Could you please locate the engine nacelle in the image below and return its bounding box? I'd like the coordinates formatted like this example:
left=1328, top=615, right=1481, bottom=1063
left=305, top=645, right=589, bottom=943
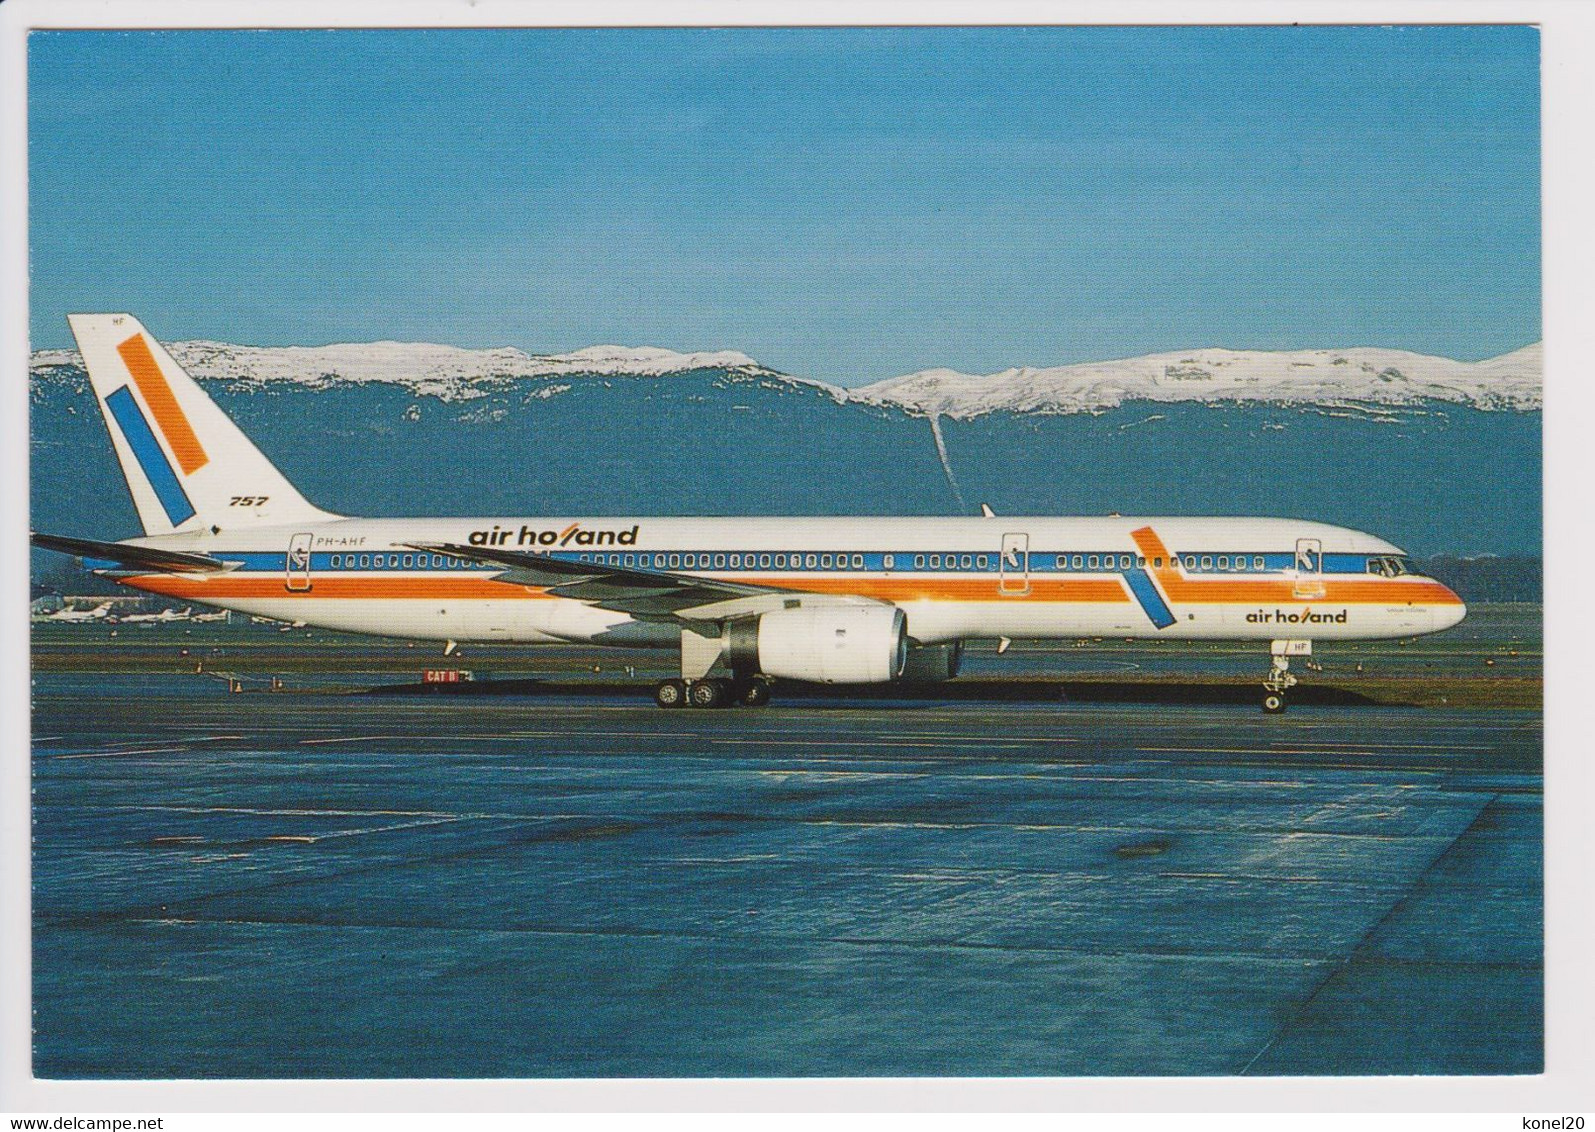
left=901, top=641, right=963, bottom=682
left=738, top=605, right=908, bottom=684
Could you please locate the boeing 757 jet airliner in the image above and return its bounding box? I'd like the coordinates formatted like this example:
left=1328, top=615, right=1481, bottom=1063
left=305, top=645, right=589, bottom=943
left=33, top=314, right=1466, bottom=711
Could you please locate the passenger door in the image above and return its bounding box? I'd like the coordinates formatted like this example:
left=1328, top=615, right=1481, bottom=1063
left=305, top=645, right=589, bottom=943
left=286, top=532, right=314, bottom=592
left=999, top=532, right=1030, bottom=596
left=1293, top=537, right=1325, bottom=599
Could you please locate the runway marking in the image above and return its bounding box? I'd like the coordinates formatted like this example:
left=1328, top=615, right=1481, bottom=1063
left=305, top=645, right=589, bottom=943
left=299, top=735, right=413, bottom=745
left=52, top=747, right=187, bottom=759
left=92, top=911, right=1434, bottom=968
left=1134, top=745, right=1487, bottom=756
left=707, top=738, right=1076, bottom=749
left=105, top=803, right=477, bottom=819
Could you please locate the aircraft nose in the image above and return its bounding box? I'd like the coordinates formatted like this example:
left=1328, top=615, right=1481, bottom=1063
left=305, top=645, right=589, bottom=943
left=1432, top=588, right=1467, bottom=632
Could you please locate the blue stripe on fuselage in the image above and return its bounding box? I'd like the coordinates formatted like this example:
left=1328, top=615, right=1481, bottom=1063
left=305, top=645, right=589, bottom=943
left=1123, top=565, right=1177, bottom=629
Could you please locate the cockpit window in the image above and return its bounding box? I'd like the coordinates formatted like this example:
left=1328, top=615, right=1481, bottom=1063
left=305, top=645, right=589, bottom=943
left=1368, top=555, right=1417, bottom=578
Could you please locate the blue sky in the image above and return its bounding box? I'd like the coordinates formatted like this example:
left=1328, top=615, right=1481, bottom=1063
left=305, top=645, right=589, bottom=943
left=29, top=26, right=1539, bottom=385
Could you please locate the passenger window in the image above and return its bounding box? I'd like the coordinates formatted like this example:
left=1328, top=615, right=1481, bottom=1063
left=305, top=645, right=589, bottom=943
left=821, top=554, right=833, bottom=568
left=1253, top=556, right=1265, bottom=570
left=960, top=554, right=972, bottom=569
left=805, top=554, right=818, bottom=569
left=1056, top=556, right=1067, bottom=569
left=331, top=555, right=341, bottom=568
left=624, top=555, right=635, bottom=567
left=883, top=554, right=895, bottom=570
left=1119, top=555, right=1131, bottom=570
left=930, top=555, right=940, bottom=568
left=1072, top=555, right=1083, bottom=569
left=1088, top=555, right=1099, bottom=569
left=610, top=554, right=621, bottom=566
left=760, top=554, right=772, bottom=569
left=1183, top=556, right=1196, bottom=569
left=852, top=554, right=864, bottom=568
left=668, top=554, right=680, bottom=568
left=1201, top=555, right=1213, bottom=569
left=1153, top=557, right=1163, bottom=568
left=1217, top=556, right=1228, bottom=569
left=402, top=554, right=414, bottom=568
left=977, top=554, right=989, bottom=569
left=711, top=554, right=724, bottom=568
left=915, top=555, right=926, bottom=569
left=359, top=554, right=370, bottom=568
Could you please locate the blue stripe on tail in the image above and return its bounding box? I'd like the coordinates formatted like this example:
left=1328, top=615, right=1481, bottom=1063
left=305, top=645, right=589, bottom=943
left=105, top=385, right=196, bottom=526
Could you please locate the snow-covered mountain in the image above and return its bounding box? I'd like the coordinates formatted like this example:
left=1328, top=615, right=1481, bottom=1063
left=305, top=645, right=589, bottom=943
left=30, top=338, right=1542, bottom=416
left=29, top=337, right=1543, bottom=556
left=30, top=340, right=777, bottom=402
left=853, top=344, right=1542, bottom=419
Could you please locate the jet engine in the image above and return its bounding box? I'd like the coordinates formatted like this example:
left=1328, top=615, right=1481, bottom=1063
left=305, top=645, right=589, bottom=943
left=727, top=606, right=908, bottom=684
left=901, top=641, right=963, bottom=682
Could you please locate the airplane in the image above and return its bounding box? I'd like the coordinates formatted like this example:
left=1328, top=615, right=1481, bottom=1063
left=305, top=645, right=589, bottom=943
left=32, top=314, right=1467, bottom=712
left=190, top=608, right=230, bottom=623
left=120, top=606, right=193, bottom=625
left=43, top=601, right=116, bottom=624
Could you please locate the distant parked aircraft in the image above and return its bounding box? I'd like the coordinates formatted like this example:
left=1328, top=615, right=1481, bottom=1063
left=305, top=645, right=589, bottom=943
left=45, top=601, right=115, bottom=624
left=121, top=606, right=193, bottom=624
left=34, top=314, right=1466, bottom=712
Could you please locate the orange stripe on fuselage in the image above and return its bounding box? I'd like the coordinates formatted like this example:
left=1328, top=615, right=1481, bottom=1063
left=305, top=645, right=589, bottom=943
left=128, top=575, right=532, bottom=601
left=123, top=574, right=1135, bottom=603
left=119, top=570, right=1458, bottom=606
left=116, top=334, right=209, bottom=475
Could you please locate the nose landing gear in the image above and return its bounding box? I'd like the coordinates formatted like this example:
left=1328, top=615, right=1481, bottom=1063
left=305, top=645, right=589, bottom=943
left=1262, top=639, right=1308, bottom=713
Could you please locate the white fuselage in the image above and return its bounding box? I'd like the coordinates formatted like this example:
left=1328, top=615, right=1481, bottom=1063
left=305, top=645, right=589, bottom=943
left=111, top=514, right=1466, bottom=647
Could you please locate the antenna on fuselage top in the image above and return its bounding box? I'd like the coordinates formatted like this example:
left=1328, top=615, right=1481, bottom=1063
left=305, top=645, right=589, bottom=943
left=980, top=503, right=996, bottom=518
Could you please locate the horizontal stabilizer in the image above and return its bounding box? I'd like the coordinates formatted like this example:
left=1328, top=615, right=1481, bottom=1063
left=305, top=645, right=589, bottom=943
left=31, top=531, right=231, bottom=574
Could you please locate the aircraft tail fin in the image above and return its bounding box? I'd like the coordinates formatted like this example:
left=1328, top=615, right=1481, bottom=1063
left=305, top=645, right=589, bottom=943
left=67, top=314, right=339, bottom=536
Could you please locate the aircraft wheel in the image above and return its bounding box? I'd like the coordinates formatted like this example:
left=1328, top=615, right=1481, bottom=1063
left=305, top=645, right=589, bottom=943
left=689, top=679, right=726, bottom=709
left=655, top=679, right=687, bottom=708
left=739, top=680, right=772, bottom=707
left=1261, top=692, right=1287, bottom=714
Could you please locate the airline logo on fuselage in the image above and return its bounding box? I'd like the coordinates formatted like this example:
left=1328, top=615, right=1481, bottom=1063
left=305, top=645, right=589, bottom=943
left=1246, top=607, right=1349, bottom=625
left=468, top=522, right=640, bottom=548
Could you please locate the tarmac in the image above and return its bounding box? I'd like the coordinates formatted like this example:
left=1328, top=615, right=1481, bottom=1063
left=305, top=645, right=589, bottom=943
left=30, top=616, right=1542, bottom=1077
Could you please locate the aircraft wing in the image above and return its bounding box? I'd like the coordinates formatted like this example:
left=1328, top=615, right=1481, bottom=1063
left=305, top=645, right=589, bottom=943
left=31, top=532, right=233, bottom=575
left=407, top=541, right=882, bottom=624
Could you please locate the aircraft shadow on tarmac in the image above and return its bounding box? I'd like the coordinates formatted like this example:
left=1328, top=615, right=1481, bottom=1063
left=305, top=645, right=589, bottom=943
left=357, top=677, right=1388, bottom=707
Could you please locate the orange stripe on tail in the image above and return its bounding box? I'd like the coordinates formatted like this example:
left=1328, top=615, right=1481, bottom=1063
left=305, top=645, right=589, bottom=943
left=117, top=334, right=209, bottom=475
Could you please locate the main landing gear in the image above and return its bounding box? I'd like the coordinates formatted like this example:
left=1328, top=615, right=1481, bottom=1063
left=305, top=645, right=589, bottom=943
left=1261, top=639, right=1306, bottom=713
left=655, top=676, right=774, bottom=709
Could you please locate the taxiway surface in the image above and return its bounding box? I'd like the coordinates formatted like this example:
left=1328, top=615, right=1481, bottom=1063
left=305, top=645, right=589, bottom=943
left=32, top=664, right=1541, bottom=1076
